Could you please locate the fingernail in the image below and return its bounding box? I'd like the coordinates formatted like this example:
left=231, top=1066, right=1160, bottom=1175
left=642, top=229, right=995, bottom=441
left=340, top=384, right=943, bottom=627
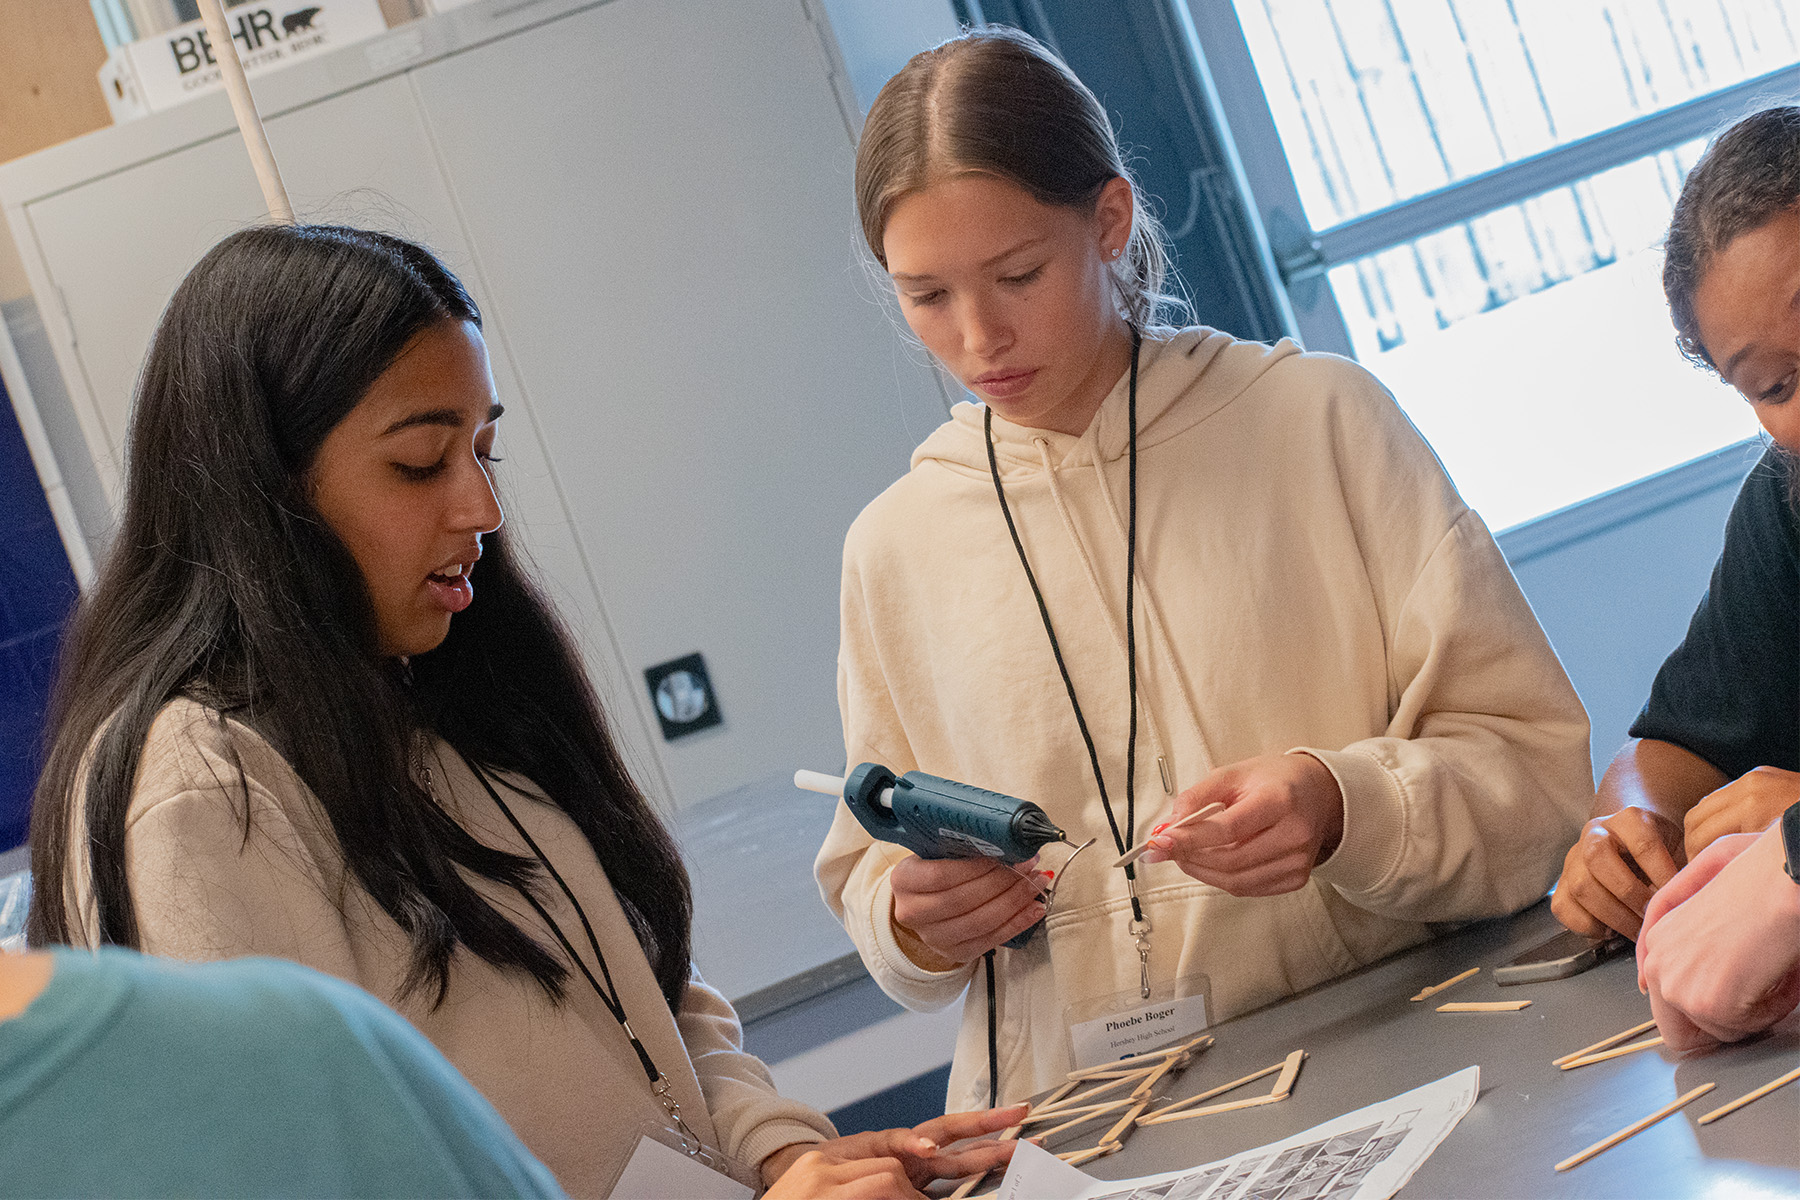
left=1151, top=836, right=1173, bottom=850
left=1041, top=869, right=1055, bottom=880
left=917, top=1138, right=937, bottom=1153
left=1152, top=822, right=1169, bottom=834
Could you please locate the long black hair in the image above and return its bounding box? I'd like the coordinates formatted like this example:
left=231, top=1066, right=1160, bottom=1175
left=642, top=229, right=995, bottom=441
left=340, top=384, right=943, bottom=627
left=28, top=225, right=693, bottom=1009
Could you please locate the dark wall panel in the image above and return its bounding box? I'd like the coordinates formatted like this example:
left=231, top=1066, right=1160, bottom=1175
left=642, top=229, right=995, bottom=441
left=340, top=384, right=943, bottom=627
left=0, top=379, right=76, bottom=851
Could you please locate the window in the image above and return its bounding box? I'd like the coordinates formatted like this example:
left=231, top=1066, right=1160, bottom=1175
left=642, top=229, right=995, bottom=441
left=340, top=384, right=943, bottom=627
left=1184, top=1, right=1797, bottom=529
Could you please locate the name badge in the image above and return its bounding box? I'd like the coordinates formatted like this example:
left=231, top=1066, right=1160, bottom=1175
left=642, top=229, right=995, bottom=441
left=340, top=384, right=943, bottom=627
left=1067, top=991, right=1209, bottom=1070
left=607, top=1134, right=753, bottom=1200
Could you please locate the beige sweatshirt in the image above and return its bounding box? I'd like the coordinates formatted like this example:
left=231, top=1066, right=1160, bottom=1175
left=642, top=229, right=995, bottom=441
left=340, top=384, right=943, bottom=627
left=816, top=327, right=1592, bottom=1111
left=60, top=699, right=832, bottom=1197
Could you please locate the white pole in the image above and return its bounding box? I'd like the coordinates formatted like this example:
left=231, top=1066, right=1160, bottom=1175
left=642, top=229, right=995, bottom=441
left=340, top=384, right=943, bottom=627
left=195, top=0, right=295, bottom=224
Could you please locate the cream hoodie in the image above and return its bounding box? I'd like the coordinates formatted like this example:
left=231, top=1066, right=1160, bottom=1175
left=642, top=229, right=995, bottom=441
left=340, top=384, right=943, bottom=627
left=60, top=699, right=833, bottom=1197
left=815, top=327, right=1591, bottom=1111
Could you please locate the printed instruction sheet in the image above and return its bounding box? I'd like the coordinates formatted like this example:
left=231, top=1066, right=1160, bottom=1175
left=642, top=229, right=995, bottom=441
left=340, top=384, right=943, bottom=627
left=993, top=1065, right=1480, bottom=1200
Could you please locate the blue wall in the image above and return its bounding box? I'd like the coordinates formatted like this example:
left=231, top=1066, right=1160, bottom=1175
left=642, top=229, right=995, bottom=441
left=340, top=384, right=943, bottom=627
left=0, top=378, right=76, bottom=851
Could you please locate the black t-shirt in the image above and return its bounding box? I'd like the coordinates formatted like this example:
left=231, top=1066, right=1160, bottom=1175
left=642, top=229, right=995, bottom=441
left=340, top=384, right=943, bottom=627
left=1630, top=446, right=1800, bottom=779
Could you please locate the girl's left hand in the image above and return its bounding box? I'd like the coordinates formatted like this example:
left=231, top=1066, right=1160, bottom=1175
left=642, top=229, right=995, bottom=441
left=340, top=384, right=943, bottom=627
left=1138, top=753, right=1344, bottom=895
left=759, top=1104, right=1027, bottom=1193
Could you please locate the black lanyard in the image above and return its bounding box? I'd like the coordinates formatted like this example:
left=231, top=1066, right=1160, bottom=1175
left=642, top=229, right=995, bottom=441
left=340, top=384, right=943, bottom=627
left=976, top=329, right=1144, bottom=1109
left=984, top=328, right=1146, bottom=921
left=457, top=752, right=703, bottom=1154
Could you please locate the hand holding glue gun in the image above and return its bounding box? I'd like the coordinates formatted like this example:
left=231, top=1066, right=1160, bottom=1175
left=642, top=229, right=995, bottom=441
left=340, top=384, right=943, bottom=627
left=796, top=765, right=1095, bottom=967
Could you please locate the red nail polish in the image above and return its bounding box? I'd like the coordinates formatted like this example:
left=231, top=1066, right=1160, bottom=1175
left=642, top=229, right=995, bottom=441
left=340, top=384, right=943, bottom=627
left=1042, top=869, right=1055, bottom=879
left=1152, top=822, right=1169, bottom=834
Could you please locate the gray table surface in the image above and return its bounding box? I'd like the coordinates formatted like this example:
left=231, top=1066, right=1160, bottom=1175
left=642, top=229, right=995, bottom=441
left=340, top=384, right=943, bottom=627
left=1063, top=901, right=1798, bottom=1198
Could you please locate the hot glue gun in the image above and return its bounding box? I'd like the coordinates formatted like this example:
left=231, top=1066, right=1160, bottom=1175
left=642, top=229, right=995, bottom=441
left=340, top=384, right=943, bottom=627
left=795, top=763, right=1087, bottom=948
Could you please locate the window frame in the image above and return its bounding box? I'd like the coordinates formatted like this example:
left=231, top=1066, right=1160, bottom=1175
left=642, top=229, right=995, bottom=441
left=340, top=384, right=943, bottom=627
left=1179, top=4, right=1800, bottom=360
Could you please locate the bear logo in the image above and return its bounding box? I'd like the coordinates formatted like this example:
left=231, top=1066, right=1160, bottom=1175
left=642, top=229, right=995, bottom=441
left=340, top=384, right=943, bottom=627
left=281, top=6, right=322, bottom=35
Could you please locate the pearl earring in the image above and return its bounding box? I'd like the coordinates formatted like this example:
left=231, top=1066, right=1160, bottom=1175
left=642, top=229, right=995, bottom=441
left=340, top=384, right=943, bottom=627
left=1110, top=247, right=1122, bottom=258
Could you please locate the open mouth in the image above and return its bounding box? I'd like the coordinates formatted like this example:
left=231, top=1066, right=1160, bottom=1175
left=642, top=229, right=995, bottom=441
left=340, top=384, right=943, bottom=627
left=424, top=560, right=477, bottom=613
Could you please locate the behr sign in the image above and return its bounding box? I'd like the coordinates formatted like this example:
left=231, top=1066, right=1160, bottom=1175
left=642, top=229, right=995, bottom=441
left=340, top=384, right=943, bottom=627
left=99, top=0, right=387, bottom=120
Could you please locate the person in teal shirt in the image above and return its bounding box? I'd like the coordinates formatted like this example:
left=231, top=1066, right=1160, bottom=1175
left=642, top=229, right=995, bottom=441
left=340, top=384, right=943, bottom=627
left=0, top=946, right=563, bottom=1198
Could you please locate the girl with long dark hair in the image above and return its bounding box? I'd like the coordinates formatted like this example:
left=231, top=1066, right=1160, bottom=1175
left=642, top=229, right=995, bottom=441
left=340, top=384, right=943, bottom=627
left=816, top=27, right=1594, bottom=1110
left=28, top=224, right=1017, bottom=1198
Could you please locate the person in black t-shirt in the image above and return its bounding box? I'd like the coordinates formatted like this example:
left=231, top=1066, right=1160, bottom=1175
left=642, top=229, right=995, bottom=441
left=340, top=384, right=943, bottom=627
left=1554, top=107, right=1800, bottom=944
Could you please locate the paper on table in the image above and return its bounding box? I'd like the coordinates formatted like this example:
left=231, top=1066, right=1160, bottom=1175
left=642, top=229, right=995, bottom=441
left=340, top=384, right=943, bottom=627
left=993, top=1065, right=1480, bottom=1200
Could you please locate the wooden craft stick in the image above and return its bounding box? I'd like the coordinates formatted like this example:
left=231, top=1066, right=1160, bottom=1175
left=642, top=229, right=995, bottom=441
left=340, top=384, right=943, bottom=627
left=1035, top=1098, right=1137, bottom=1141
left=1270, top=1049, right=1306, bottom=1098
left=1436, top=1000, right=1532, bottom=1012
left=1102, top=1100, right=1149, bottom=1145
left=1138, top=1093, right=1284, bottom=1125
left=1028, top=1072, right=1145, bottom=1117
left=1697, top=1066, right=1800, bottom=1125
left=1140, top=1060, right=1284, bottom=1120
left=1112, top=803, right=1225, bottom=868
left=1065, top=1059, right=1163, bottom=1083
left=1558, top=1036, right=1665, bottom=1070
left=947, top=1171, right=989, bottom=1200
left=1554, top=1083, right=1714, bottom=1172
left=1554, top=1019, right=1658, bottom=1066
left=1130, top=1056, right=1182, bottom=1101
left=1020, top=1100, right=1134, bottom=1126
left=1058, top=1142, right=1121, bottom=1167
left=1410, top=966, right=1480, bottom=1002
left=1062, top=1034, right=1214, bottom=1081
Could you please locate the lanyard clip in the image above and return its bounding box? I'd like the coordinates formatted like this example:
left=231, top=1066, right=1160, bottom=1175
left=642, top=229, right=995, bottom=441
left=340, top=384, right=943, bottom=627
left=653, top=1073, right=704, bottom=1157
left=1129, top=914, right=1153, bottom=1000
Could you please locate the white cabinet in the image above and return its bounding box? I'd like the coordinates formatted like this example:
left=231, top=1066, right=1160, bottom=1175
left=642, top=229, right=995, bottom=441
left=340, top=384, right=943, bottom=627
left=0, top=0, right=949, bottom=814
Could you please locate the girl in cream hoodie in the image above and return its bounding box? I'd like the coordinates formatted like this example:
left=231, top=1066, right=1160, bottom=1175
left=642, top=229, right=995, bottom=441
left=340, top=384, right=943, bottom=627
left=816, top=27, right=1592, bottom=1112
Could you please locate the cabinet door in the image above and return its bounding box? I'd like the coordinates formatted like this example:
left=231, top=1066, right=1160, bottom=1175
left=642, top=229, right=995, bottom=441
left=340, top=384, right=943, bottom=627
left=24, top=75, right=477, bottom=498
left=411, top=0, right=947, bottom=809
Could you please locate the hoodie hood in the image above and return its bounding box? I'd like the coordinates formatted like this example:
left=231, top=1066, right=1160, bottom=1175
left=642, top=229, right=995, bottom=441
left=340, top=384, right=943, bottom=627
left=911, top=326, right=1302, bottom=479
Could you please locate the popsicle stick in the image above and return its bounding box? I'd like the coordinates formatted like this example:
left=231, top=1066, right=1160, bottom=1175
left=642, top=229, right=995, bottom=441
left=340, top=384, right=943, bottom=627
left=1559, top=1036, right=1665, bottom=1070
left=1269, top=1049, right=1306, bottom=1098
left=1554, top=1019, right=1657, bottom=1066
left=1554, top=1083, right=1714, bottom=1171
left=1698, top=1066, right=1800, bottom=1125
left=1130, top=1055, right=1183, bottom=1101
left=1139, top=1058, right=1286, bottom=1120
left=947, top=1171, right=989, bottom=1200
left=1062, top=1033, right=1214, bottom=1081
left=1102, top=1100, right=1149, bottom=1145
left=1138, top=1093, right=1284, bottom=1125
left=1112, top=803, right=1225, bottom=868
left=1410, top=966, right=1480, bottom=1002
left=1058, top=1142, right=1121, bottom=1167
left=1064, top=1059, right=1163, bottom=1083
left=1436, top=1000, right=1532, bottom=1012
left=1028, top=1072, right=1145, bottom=1117
left=1020, top=1099, right=1133, bottom=1126
left=1034, top=1098, right=1136, bottom=1141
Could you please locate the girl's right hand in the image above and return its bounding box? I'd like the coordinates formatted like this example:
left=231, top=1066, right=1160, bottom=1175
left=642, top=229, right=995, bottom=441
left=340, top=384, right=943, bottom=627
left=889, top=854, right=1049, bottom=968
